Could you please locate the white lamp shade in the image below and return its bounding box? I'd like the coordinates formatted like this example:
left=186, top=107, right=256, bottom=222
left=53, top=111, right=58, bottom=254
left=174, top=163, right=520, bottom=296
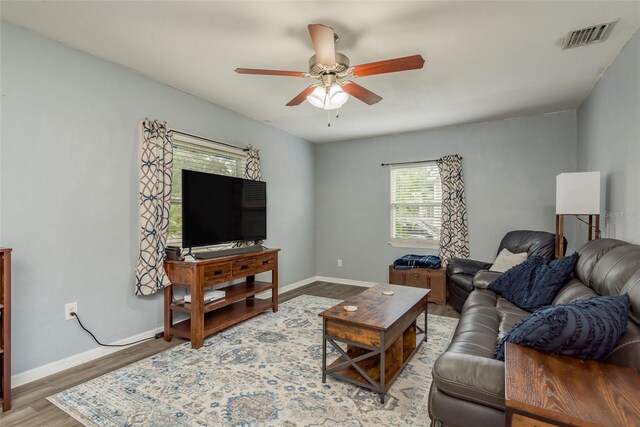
left=556, top=172, right=601, bottom=214
left=327, top=84, right=348, bottom=109
left=306, top=84, right=349, bottom=110
left=306, top=86, right=326, bottom=109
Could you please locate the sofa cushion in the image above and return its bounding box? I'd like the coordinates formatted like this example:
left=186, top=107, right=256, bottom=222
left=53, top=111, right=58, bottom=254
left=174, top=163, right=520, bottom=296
left=451, top=273, right=475, bottom=293
left=552, top=278, right=597, bottom=305
left=489, top=253, right=578, bottom=311
left=496, top=297, right=530, bottom=339
left=473, top=270, right=502, bottom=289
left=433, top=351, right=506, bottom=410
left=495, top=294, right=630, bottom=361
left=622, top=269, right=640, bottom=324
left=604, top=320, right=640, bottom=372
left=429, top=386, right=505, bottom=427
left=497, top=230, right=558, bottom=259
left=574, top=238, right=627, bottom=286
left=448, top=258, right=492, bottom=277
left=491, top=248, right=527, bottom=273
left=589, top=245, right=640, bottom=297
left=453, top=290, right=500, bottom=358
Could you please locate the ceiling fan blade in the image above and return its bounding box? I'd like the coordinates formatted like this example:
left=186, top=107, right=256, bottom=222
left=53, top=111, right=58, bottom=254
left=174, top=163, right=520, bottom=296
left=342, top=81, right=382, bottom=105
left=235, top=68, right=308, bottom=77
left=286, top=85, right=318, bottom=106
left=350, top=55, right=425, bottom=77
left=308, top=24, right=336, bottom=67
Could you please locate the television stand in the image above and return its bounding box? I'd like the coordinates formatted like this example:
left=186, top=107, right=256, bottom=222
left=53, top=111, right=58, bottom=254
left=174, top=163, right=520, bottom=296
left=163, top=248, right=279, bottom=349
left=193, top=245, right=264, bottom=260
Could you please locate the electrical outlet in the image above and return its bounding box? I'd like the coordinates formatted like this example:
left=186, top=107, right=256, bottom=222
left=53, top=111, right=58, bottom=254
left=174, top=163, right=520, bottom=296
left=65, top=302, right=78, bottom=321
left=337, top=259, right=343, bottom=267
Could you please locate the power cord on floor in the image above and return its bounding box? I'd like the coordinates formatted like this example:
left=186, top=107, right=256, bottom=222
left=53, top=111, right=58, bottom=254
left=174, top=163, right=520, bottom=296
left=70, top=312, right=164, bottom=347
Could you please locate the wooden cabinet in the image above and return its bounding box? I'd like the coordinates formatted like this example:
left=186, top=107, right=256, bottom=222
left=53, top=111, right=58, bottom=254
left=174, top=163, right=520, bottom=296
left=164, top=249, right=280, bottom=349
left=0, top=248, right=11, bottom=412
left=505, top=342, right=640, bottom=427
left=388, top=266, right=447, bottom=304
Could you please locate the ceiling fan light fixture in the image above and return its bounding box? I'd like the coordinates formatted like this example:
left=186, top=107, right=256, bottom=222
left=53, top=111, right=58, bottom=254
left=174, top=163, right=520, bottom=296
left=306, top=86, right=327, bottom=109
left=306, top=83, right=349, bottom=110
left=328, top=83, right=349, bottom=108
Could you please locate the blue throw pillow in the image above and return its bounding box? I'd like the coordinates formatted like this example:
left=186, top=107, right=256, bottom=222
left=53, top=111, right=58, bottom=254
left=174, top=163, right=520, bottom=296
left=495, top=294, right=630, bottom=361
left=488, top=252, right=578, bottom=311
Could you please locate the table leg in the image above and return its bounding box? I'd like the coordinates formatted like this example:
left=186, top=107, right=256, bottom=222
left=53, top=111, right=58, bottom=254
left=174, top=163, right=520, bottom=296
left=272, top=257, right=279, bottom=312
left=380, top=332, right=386, bottom=404
left=163, top=285, right=173, bottom=342
left=322, top=320, right=327, bottom=383
left=191, top=280, right=204, bottom=349
left=424, top=303, right=428, bottom=343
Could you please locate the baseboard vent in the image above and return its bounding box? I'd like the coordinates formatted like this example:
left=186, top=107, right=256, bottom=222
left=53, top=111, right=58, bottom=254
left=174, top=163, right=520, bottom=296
left=562, top=21, right=617, bottom=49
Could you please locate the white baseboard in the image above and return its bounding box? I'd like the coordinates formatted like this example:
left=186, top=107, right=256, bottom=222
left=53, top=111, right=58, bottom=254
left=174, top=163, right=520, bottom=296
left=12, top=275, right=320, bottom=388
left=11, top=325, right=164, bottom=388
left=255, top=275, right=318, bottom=298
left=315, top=276, right=378, bottom=288
left=12, top=275, right=369, bottom=388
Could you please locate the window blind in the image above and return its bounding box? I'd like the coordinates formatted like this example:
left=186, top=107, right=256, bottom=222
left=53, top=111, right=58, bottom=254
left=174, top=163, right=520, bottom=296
left=390, top=163, right=442, bottom=243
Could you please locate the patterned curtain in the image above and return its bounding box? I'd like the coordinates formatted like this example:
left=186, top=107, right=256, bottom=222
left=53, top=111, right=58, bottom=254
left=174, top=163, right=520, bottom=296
left=234, top=145, right=262, bottom=249
left=436, top=155, right=470, bottom=264
left=135, top=119, right=173, bottom=295
left=244, top=145, right=262, bottom=180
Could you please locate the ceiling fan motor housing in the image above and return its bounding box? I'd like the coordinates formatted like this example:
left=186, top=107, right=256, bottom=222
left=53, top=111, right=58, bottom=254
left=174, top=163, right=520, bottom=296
left=309, top=52, right=350, bottom=78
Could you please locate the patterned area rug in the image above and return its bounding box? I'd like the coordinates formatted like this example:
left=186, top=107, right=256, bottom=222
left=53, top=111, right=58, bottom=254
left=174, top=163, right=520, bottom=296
left=48, top=295, right=458, bottom=426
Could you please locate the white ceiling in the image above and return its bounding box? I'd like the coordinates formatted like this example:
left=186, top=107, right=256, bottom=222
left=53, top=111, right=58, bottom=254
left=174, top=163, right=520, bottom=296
left=2, top=1, right=639, bottom=143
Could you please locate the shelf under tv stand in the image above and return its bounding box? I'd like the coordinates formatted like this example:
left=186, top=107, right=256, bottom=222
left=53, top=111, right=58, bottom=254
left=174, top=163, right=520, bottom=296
left=163, top=248, right=280, bottom=349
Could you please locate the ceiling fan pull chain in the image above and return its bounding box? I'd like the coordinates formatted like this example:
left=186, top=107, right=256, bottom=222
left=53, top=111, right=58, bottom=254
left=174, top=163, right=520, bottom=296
left=327, top=109, right=331, bottom=127
left=336, top=108, right=340, bottom=119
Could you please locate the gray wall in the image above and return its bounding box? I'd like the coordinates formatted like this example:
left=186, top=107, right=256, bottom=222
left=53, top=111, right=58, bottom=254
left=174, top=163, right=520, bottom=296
left=0, top=22, right=315, bottom=376
left=577, top=31, right=640, bottom=246
left=316, top=111, right=577, bottom=282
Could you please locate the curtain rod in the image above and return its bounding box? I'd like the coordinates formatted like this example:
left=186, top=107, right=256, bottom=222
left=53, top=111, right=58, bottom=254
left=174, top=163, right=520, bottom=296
left=381, top=156, right=463, bottom=167
left=172, top=129, right=248, bottom=152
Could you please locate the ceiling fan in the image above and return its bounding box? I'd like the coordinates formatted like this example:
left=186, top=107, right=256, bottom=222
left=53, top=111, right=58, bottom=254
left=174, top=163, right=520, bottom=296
left=235, top=24, right=425, bottom=114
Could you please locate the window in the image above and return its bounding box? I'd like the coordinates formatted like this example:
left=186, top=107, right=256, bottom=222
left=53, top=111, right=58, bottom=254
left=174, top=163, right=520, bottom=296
left=168, top=135, right=247, bottom=246
left=390, top=163, right=442, bottom=247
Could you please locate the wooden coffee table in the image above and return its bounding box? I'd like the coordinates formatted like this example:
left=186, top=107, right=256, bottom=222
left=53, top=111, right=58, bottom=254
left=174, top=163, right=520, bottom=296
left=318, top=283, right=429, bottom=403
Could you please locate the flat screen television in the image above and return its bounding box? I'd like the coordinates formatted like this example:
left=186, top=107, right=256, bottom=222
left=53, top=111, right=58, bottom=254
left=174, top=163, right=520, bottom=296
left=182, top=170, right=266, bottom=248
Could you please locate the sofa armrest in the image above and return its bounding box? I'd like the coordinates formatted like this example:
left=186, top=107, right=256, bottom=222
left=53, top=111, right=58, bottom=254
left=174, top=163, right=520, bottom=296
left=473, top=270, right=502, bottom=289
left=447, top=258, right=492, bottom=277
left=433, top=352, right=505, bottom=410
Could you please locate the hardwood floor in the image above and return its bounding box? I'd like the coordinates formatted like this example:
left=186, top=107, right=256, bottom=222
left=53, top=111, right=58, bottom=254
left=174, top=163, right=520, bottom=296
left=0, top=281, right=459, bottom=426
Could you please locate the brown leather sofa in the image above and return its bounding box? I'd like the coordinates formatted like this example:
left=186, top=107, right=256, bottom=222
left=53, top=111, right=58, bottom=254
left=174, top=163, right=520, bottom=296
left=447, top=230, right=564, bottom=312
left=429, top=238, right=640, bottom=427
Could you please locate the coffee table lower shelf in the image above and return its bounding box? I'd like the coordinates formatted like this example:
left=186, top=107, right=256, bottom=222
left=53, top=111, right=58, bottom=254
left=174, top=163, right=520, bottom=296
left=321, top=315, right=427, bottom=403
left=325, top=332, right=423, bottom=393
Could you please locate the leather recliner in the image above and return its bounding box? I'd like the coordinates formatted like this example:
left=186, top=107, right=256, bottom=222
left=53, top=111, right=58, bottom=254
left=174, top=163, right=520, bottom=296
left=429, top=238, right=640, bottom=427
left=447, top=230, right=564, bottom=312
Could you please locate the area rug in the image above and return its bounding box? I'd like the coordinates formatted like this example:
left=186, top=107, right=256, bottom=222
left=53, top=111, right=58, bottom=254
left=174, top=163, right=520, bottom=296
left=48, top=295, right=458, bottom=426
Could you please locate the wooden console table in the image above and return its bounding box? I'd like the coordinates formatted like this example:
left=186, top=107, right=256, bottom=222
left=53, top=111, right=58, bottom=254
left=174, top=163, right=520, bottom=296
left=505, top=342, right=640, bottom=426
left=0, top=247, right=11, bottom=412
left=163, top=248, right=279, bottom=349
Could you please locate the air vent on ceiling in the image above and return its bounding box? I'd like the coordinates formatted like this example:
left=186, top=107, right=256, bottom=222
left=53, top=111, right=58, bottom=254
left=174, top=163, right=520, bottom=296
left=562, top=21, right=617, bottom=49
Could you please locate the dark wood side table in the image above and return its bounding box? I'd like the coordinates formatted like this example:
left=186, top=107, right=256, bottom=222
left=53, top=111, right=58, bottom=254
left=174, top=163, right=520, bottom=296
left=388, top=265, right=446, bottom=304
left=505, top=342, right=640, bottom=427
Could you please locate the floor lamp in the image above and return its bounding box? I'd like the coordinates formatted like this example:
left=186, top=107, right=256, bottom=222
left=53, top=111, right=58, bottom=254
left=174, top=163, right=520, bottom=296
left=555, top=172, right=601, bottom=258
